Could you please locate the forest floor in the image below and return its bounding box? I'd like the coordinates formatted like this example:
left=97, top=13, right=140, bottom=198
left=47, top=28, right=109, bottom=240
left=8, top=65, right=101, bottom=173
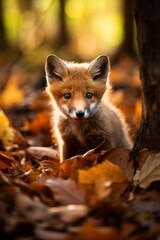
left=0, top=55, right=160, bottom=240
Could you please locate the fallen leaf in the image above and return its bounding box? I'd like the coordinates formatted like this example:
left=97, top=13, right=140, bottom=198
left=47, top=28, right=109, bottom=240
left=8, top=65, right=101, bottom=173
left=133, top=152, right=160, bottom=189
left=132, top=200, right=160, bottom=213
left=15, top=192, right=49, bottom=223
left=94, top=176, right=112, bottom=201
left=56, top=149, right=99, bottom=178
left=27, top=181, right=55, bottom=205
left=0, top=110, right=14, bottom=147
left=86, top=177, right=129, bottom=206
left=0, top=74, right=24, bottom=108
left=78, top=160, right=128, bottom=185
left=0, top=150, right=16, bottom=169
left=69, top=221, right=124, bottom=240
left=98, top=148, right=134, bottom=181
left=132, top=225, right=160, bottom=240
left=49, top=204, right=88, bottom=223
left=136, top=149, right=150, bottom=170
left=38, top=159, right=60, bottom=177
left=27, top=146, right=58, bottom=160
left=35, top=229, right=70, bottom=240
left=43, top=177, right=86, bottom=205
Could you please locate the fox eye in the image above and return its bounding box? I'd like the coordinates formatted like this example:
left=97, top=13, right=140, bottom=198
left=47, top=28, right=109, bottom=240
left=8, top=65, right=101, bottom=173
left=86, top=92, right=93, bottom=99
left=64, top=93, right=71, bottom=99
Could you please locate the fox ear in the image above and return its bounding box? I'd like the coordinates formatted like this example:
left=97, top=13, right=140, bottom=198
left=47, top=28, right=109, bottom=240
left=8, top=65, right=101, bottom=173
left=87, top=55, right=110, bottom=82
left=45, top=55, right=68, bottom=81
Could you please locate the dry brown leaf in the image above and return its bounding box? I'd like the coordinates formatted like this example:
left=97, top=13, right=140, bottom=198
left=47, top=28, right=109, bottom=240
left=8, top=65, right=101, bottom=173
left=43, top=177, right=86, bottom=205
left=27, top=146, right=58, bottom=160
left=0, top=150, right=16, bottom=170
left=107, top=182, right=130, bottom=199
left=78, top=160, right=128, bottom=185
left=15, top=192, right=50, bottom=223
left=57, top=148, right=99, bottom=178
left=87, top=178, right=129, bottom=206
left=136, top=149, right=150, bottom=170
left=27, top=181, right=55, bottom=205
left=98, top=148, right=134, bottom=181
left=35, top=229, right=70, bottom=240
left=94, top=176, right=112, bottom=201
left=133, top=152, right=160, bottom=189
left=49, top=204, right=88, bottom=223
left=131, top=225, right=160, bottom=240
left=58, top=158, right=80, bottom=178
left=69, top=221, right=124, bottom=240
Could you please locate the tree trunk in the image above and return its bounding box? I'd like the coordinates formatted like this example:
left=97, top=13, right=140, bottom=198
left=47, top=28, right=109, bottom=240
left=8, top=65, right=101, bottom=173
left=113, top=0, right=136, bottom=63
left=56, top=0, right=68, bottom=48
left=122, top=0, right=135, bottom=56
left=131, top=0, right=160, bottom=160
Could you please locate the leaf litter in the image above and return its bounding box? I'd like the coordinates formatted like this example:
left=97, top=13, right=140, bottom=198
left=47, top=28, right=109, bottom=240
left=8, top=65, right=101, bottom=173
left=0, top=61, right=160, bottom=239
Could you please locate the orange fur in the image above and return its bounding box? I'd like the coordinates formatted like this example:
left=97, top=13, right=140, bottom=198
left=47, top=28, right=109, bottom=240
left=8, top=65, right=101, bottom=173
left=45, top=55, right=132, bottom=162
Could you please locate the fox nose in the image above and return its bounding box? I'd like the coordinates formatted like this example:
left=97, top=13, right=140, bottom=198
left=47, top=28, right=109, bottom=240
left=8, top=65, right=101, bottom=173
left=76, top=111, right=84, bottom=118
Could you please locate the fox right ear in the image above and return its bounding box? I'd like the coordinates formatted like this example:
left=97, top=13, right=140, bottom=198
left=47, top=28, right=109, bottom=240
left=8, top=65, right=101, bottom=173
left=45, top=55, right=68, bottom=81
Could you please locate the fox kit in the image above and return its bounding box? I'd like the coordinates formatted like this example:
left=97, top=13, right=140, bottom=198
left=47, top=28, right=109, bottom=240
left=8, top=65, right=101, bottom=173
left=45, top=55, right=132, bottom=162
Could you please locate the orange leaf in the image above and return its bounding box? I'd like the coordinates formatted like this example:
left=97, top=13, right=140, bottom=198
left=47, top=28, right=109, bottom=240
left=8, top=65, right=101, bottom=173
left=0, top=110, right=14, bottom=147
left=98, top=148, right=134, bottom=181
left=0, top=150, right=16, bottom=169
left=0, top=74, right=24, bottom=108
left=78, top=160, right=128, bottom=185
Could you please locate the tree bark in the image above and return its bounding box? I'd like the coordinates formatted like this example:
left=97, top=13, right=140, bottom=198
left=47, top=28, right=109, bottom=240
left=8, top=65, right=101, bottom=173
left=56, top=0, right=68, bottom=48
left=131, top=0, right=160, bottom=160
left=122, top=0, right=136, bottom=57
left=113, top=0, right=136, bottom=63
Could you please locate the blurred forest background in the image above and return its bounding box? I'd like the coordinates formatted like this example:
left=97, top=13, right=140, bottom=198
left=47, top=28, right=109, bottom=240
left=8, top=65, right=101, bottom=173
left=0, top=0, right=141, bottom=143
left=0, top=0, right=136, bottom=59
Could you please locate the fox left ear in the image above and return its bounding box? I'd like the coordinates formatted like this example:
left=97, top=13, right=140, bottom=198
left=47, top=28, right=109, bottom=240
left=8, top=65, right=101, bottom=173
left=87, top=55, right=110, bottom=82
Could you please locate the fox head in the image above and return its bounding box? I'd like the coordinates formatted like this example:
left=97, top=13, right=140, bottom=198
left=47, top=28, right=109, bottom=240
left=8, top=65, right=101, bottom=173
left=45, top=55, right=110, bottom=120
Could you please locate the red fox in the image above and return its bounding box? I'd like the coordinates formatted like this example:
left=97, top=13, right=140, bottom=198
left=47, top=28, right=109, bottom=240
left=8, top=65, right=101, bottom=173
left=45, top=55, right=132, bottom=162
